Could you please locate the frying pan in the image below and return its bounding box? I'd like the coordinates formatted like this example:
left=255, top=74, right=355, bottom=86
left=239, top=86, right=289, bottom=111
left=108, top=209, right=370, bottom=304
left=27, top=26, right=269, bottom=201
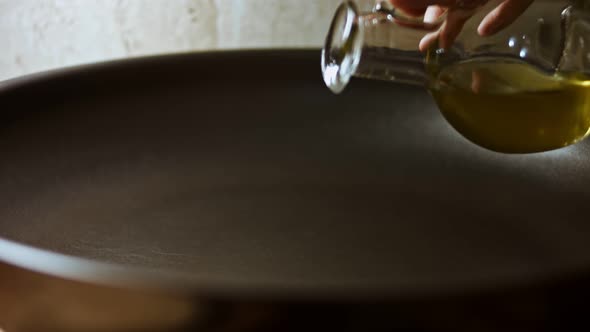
left=1, top=50, right=590, bottom=332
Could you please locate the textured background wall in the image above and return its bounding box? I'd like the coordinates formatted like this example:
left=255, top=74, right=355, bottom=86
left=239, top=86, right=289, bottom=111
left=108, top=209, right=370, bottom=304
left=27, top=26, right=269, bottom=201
left=0, top=0, right=341, bottom=81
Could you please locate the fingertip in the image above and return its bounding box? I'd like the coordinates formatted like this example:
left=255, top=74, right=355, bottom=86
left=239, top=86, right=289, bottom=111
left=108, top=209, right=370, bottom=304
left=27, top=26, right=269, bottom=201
left=477, top=22, right=492, bottom=36
left=419, top=31, right=441, bottom=52
left=477, top=8, right=499, bottom=36
left=477, top=0, right=534, bottom=36
left=424, top=5, right=445, bottom=23
left=419, top=38, right=429, bottom=52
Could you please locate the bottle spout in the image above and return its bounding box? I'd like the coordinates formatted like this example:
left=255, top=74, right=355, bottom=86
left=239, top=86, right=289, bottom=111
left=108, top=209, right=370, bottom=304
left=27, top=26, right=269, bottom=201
left=322, top=1, right=435, bottom=94
left=321, top=1, right=364, bottom=94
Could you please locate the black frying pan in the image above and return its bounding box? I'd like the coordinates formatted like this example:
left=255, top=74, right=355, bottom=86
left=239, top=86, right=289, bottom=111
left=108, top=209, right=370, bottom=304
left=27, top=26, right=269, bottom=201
left=1, top=50, right=589, bottom=332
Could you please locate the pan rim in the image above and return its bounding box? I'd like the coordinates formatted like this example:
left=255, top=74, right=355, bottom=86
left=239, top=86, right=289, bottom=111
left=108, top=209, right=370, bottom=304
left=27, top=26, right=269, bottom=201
left=1, top=49, right=589, bottom=302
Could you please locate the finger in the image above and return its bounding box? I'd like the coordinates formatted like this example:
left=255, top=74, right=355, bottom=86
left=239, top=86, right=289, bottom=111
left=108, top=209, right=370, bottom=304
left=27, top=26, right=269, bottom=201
left=438, top=7, right=475, bottom=49
left=419, top=24, right=444, bottom=51
left=477, top=0, right=534, bottom=36
left=388, top=0, right=455, bottom=16
left=424, top=5, right=446, bottom=23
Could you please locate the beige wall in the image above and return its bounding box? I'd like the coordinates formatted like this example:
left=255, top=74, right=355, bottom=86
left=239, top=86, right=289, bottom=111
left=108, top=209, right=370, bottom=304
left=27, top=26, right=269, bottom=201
left=0, top=0, right=341, bottom=81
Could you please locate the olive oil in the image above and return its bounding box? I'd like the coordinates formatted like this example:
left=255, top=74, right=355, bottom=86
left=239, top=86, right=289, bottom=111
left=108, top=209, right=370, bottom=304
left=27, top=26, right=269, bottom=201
left=428, top=60, right=590, bottom=153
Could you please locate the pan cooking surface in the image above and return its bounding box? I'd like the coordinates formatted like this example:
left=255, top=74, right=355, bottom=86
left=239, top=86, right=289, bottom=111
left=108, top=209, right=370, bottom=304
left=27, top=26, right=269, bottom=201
left=1, top=50, right=590, bottom=293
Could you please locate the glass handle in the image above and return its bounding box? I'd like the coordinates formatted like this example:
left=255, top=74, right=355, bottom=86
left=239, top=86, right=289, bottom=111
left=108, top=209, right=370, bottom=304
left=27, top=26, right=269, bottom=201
left=558, top=4, right=590, bottom=76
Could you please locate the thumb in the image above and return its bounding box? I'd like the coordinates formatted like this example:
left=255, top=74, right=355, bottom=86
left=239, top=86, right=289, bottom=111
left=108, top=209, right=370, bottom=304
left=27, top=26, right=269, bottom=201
left=388, top=0, right=456, bottom=16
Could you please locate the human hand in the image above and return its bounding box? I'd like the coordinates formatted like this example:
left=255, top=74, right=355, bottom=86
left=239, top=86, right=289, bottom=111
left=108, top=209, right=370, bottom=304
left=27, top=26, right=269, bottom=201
left=387, top=0, right=534, bottom=51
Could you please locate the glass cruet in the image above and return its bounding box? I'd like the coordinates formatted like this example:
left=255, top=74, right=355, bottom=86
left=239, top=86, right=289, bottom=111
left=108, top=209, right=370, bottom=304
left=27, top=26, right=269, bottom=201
left=321, top=0, right=590, bottom=153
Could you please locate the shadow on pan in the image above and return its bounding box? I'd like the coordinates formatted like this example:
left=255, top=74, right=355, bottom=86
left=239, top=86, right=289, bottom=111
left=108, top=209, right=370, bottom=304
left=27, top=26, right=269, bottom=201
left=0, top=50, right=589, bottom=331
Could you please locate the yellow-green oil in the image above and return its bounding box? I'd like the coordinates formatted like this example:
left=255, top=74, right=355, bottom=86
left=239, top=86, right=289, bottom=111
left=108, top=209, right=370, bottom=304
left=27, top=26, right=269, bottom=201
left=428, top=60, right=590, bottom=153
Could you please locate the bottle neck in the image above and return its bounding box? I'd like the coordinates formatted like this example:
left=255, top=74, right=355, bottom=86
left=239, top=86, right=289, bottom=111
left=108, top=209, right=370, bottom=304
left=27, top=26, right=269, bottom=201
left=355, top=13, right=430, bottom=87
left=322, top=1, right=439, bottom=94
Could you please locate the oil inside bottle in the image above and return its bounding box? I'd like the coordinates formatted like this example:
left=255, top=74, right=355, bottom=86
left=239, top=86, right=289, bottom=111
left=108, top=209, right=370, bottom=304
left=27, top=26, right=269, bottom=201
left=428, top=59, right=590, bottom=153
